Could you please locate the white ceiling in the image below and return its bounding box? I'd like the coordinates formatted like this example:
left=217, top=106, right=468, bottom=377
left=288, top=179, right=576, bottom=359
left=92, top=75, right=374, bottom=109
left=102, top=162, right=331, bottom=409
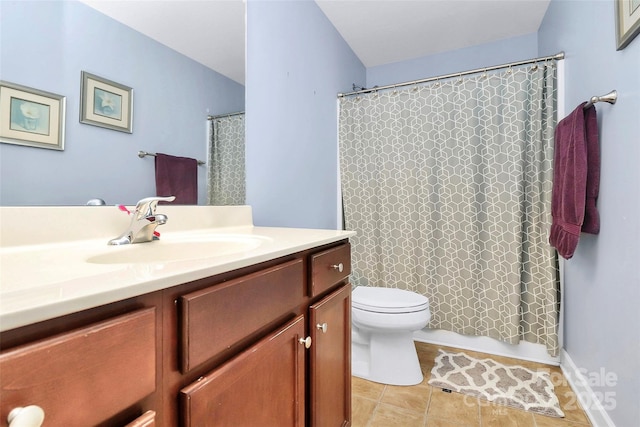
left=316, top=0, right=551, bottom=68
left=80, top=0, right=552, bottom=85
left=79, top=0, right=246, bottom=84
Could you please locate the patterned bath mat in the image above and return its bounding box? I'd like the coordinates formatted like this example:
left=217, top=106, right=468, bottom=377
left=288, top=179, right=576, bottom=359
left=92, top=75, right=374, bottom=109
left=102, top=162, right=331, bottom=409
left=428, top=349, right=564, bottom=418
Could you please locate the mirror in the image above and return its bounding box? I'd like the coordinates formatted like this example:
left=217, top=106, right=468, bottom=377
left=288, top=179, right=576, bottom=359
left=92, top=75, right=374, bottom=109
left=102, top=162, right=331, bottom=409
left=0, top=0, right=245, bottom=206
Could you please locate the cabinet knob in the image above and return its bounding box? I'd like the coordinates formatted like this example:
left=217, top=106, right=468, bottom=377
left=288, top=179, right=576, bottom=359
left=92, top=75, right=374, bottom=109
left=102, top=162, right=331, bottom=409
left=331, top=263, right=344, bottom=273
left=299, top=336, right=312, bottom=349
left=316, top=323, right=328, bottom=333
left=7, top=405, right=44, bottom=427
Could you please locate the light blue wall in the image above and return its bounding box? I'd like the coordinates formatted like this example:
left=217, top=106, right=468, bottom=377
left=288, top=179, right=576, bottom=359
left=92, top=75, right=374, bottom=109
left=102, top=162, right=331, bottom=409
left=0, top=0, right=244, bottom=206
left=366, top=33, right=538, bottom=88
left=248, top=2, right=639, bottom=424
left=245, top=0, right=365, bottom=229
left=539, top=1, right=640, bottom=425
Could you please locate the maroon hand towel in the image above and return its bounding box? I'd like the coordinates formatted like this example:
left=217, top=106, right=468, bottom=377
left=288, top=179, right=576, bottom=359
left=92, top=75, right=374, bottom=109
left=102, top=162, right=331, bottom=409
left=581, top=105, right=600, bottom=234
left=549, top=103, right=600, bottom=259
left=155, top=153, right=198, bottom=205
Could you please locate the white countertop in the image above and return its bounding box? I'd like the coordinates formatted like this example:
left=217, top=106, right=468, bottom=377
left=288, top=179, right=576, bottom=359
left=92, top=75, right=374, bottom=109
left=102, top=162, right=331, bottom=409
left=0, top=206, right=354, bottom=332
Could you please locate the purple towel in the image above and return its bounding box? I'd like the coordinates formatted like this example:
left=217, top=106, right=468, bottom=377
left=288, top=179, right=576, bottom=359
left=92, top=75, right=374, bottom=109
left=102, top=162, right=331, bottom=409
left=549, top=103, right=600, bottom=259
left=155, top=153, right=198, bottom=205
left=581, top=105, right=600, bottom=234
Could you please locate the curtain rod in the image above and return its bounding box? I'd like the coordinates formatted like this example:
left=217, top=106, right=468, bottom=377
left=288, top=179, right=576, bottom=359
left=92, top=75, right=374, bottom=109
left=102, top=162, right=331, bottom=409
left=207, top=111, right=245, bottom=120
left=338, top=52, right=565, bottom=98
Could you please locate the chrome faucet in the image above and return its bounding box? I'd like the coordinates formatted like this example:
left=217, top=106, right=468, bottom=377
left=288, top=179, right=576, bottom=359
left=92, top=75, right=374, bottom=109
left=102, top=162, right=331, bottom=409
left=108, top=196, right=176, bottom=245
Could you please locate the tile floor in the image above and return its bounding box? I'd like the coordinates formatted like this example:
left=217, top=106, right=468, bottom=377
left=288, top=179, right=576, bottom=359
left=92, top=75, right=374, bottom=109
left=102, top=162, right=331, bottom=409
left=352, top=342, right=592, bottom=427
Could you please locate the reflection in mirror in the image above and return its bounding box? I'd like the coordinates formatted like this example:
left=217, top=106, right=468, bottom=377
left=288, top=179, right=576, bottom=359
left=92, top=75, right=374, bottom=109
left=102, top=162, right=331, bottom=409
left=0, top=0, right=245, bottom=206
left=207, top=112, right=246, bottom=205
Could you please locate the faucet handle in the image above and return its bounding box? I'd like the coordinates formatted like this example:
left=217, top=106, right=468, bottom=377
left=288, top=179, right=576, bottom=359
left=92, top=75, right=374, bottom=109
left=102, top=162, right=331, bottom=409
left=134, top=196, right=176, bottom=217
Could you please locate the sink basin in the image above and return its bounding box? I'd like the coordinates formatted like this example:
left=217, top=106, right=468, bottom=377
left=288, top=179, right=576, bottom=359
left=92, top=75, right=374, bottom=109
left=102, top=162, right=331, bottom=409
left=86, top=234, right=270, bottom=265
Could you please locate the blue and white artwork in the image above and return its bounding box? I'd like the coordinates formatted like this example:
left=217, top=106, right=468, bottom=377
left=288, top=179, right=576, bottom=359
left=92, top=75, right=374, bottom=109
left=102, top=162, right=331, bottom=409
left=93, top=88, right=122, bottom=120
left=9, top=97, right=51, bottom=136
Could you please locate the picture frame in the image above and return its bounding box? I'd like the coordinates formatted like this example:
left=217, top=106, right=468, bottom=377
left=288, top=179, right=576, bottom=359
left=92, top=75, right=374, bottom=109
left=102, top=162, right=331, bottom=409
left=80, top=71, right=133, bottom=133
left=0, top=81, right=66, bottom=151
left=616, top=0, right=640, bottom=50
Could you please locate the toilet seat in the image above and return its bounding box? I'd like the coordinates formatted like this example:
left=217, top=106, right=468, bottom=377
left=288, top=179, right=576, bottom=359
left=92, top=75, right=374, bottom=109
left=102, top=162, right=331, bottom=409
left=352, top=286, right=429, bottom=313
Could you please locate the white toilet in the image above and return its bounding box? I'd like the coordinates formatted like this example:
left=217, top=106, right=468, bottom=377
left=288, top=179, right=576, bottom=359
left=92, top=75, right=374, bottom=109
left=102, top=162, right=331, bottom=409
left=351, top=286, right=430, bottom=386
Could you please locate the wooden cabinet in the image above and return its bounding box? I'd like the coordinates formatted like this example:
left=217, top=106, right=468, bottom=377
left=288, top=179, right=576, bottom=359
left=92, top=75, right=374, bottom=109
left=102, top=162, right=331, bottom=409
left=174, top=241, right=352, bottom=427
left=310, top=243, right=351, bottom=297
left=178, top=259, right=304, bottom=373
left=180, top=316, right=306, bottom=427
left=0, top=239, right=351, bottom=427
left=308, top=242, right=351, bottom=427
left=0, top=307, right=158, bottom=426
left=309, top=285, right=351, bottom=427
left=125, top=411, right=157, bottom=427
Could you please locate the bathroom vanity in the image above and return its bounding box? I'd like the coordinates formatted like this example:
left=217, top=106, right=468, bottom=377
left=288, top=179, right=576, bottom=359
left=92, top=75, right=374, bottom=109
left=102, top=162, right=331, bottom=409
left=0, top=206, right=354, bottom=426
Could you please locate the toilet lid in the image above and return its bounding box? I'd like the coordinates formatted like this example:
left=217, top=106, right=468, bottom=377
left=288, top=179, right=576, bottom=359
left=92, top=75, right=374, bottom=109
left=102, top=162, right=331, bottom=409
left=352, top=286, right=429, bottom=313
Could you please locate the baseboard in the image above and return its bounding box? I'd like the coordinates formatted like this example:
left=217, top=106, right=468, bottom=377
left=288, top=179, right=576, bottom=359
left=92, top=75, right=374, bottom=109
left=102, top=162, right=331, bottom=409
left=413, top=328, right=560, bottom=366
left=560, top=349, right=616, bottom=427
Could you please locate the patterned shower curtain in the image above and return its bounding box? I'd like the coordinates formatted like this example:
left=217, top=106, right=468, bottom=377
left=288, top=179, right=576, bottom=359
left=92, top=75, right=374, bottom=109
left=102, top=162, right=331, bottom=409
left=207, top=113, right=245, bottom=205
left=339, top=64, right=560, bottom=355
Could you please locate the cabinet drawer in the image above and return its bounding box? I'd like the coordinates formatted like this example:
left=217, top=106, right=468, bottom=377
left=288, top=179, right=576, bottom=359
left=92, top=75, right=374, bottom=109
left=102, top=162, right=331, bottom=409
left=0, top=307, right=156, bottom=426
left=180, top=316, right=306, bottom=427
left=179, top=258, right=304, bottom=372
left=310, top=243, right=351, bottom=297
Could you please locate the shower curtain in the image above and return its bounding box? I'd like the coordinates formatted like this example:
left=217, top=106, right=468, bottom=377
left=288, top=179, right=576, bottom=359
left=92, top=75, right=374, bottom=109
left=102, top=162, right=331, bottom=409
left=339, top=64, right=560, bottom=355
left=207, top=113, right=245, bottom=205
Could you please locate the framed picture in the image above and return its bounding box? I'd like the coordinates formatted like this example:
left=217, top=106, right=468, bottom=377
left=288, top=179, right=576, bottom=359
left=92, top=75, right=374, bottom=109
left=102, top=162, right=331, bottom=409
left=80, top=71, right=133, bottom=133
left=0, top=81, right=66, bottom=151
left=616, top=0, right=640, bottom=50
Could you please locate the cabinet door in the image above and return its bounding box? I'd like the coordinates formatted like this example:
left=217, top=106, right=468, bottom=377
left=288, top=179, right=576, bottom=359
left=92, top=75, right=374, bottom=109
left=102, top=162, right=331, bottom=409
left=309, top=284, right=351, bottom=427
left=180, top=315, right=307, bottom=427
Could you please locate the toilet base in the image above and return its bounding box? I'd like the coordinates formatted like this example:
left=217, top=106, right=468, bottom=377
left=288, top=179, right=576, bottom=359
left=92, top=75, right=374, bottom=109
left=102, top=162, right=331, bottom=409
left=352, top=328, right=423, bottom=386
